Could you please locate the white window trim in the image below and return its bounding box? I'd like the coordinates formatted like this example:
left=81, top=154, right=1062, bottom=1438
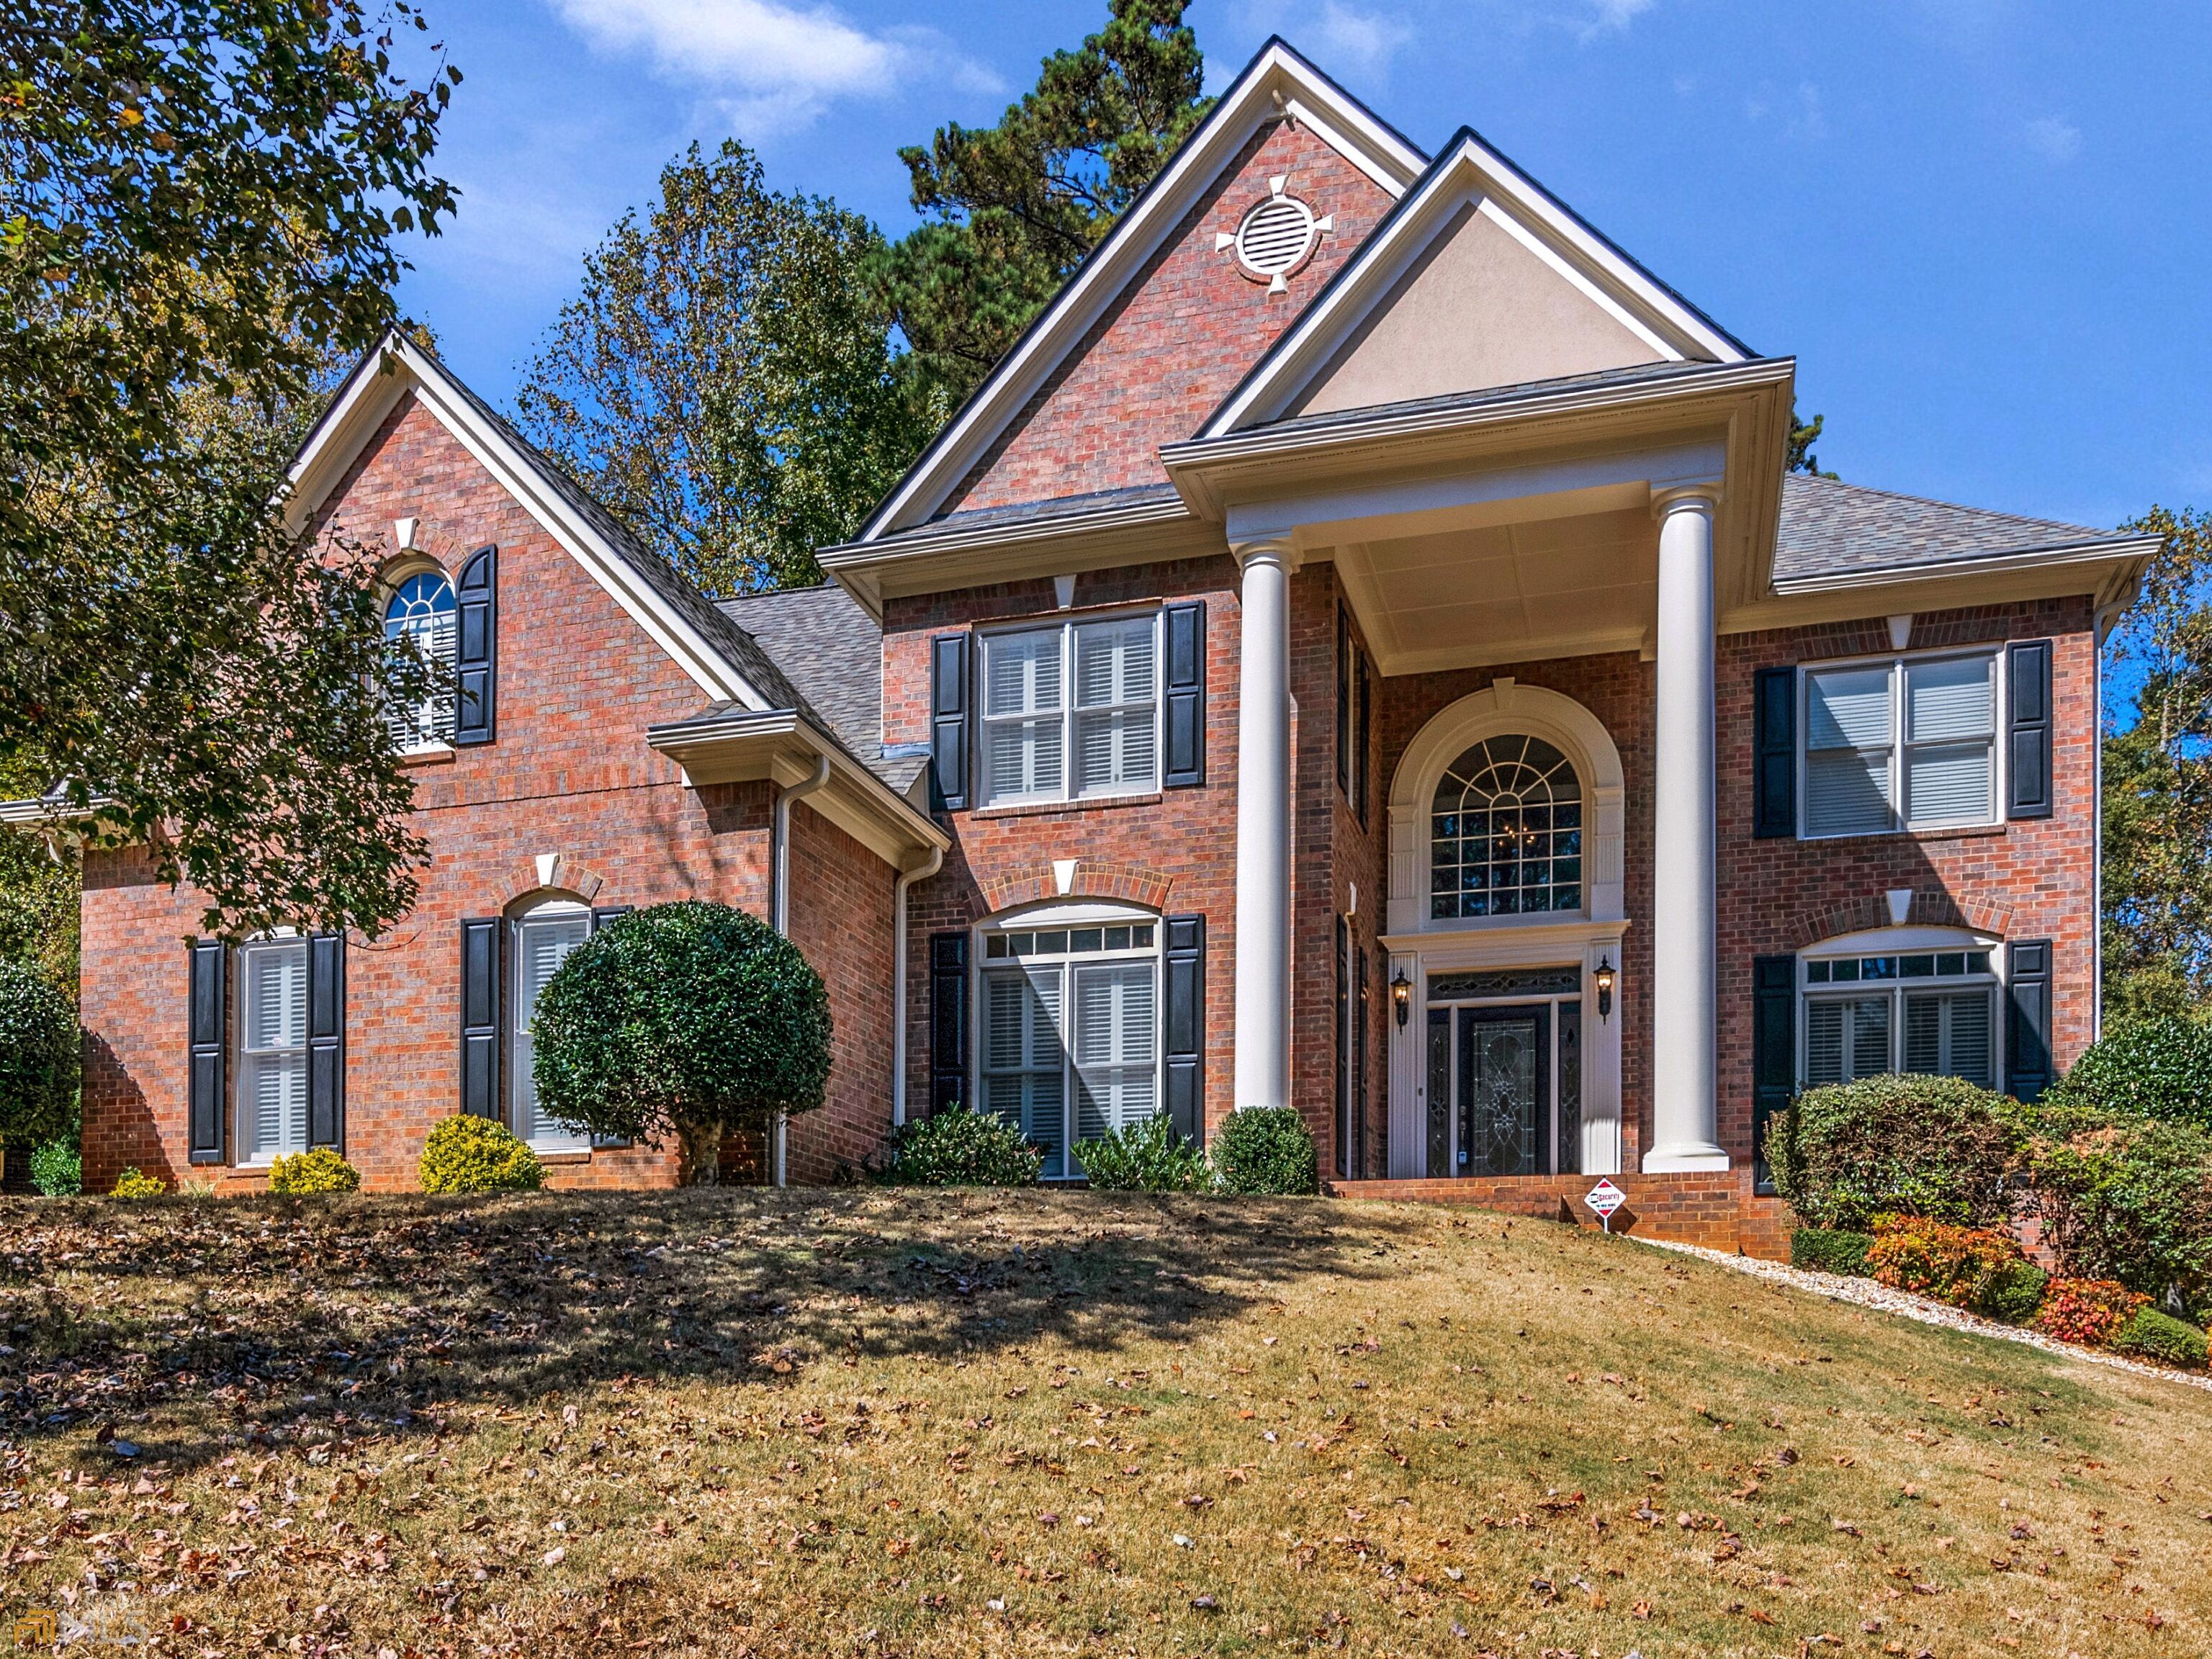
left=1797, top=646, right=2005, bottom=841
left=384, top=561, right=459, bottom=756
left=973, top=901, right=1166, bottom=1180
left=1797, top=927, right=2004, bottom=1089
left=233, top=931, right=307, bottom=1168
left=976, top=608, right=1164, bottom=809
left=511, top=898, right=593, bottom=1154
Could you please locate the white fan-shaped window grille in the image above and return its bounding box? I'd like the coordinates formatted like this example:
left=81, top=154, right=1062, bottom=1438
left=1236, top=194, right=1318, bottom=279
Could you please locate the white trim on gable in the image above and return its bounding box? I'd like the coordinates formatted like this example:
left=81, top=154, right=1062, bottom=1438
left=282, top=334, right=770, bottom=708
left=854, top=37, right=1427, bottom=543
left=1205, top=130, right=1750, bottom=437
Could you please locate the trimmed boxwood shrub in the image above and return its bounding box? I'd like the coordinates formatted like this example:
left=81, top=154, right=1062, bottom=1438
left=1765, top=1074, right=2027, bottom=1231
left=1979, top=1259, right=2050, bottom=1326
left=267, top=1148, right=361, bottom=1194
left=878, top=1106, right=1041, bottom=1187
left=418, top=1115, right=545, bottom=1194
left=2026, top=1115, right=2212, bottom=1300
left=112, top=1166, right=165, bottom=1198
left=0, top=958, right=77, bottom=1150
left=1791, top=1228, right=1875, bottom=1277
left=2046, top=1017, right=2212, bottom=1130
left=2111, top=1305, right=2210, bottom=1369
left=530, top=902, right=831, bottom=1184
left=1076, top=1113, right=1213, bottom=1192
left=29, top=1137, right=80, bottom=1196
left=1211, top=1107, right=1319, bottom=1196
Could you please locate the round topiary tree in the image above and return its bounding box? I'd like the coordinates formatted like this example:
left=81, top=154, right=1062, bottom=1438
left=0, top=958, right=78, bottom=1156
left=2045, top=1017, right=2212, bottom=1130
left=529, top=901, right=831, bottom=1184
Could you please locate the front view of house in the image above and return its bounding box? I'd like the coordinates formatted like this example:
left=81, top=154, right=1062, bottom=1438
left=47, top=41, right=2156, bottom=1251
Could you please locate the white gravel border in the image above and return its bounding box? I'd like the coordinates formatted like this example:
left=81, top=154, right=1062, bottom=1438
left=1635, top=1235, right=2212, bottom=1396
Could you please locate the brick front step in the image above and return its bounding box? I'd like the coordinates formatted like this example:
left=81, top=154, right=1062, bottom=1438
left=1326, top=1170, right=1793, bottom=1261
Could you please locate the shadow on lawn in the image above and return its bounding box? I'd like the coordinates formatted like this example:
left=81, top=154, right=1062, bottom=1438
left=0, top=1187, right=1416, bottom=1470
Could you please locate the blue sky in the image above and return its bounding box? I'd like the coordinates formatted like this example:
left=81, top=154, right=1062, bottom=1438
left=392, top=0, right=2211, bottom=534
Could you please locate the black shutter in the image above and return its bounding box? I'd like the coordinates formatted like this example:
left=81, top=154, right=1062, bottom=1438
left=459, top=917, right=502, bottom=1118
left=2005, top=939, right=2054, bottom=1102
left=587, top=908, right=632, bottom=1145
left=2006, top=639, right=2054, bottom=819
left=1354, top=650, right=1372, bottom=827
left=454, top=544, right=497, bottom=747
left=188, top=940, right=227, bottom=1164
left=1751, top=954, right=1794, bottom=1192
left=1163, top=602, right=1205, bottom=788
left=929, top=633, right=970, bottom=813
left=1334, top=914, right=1350, bottom=1180
left=1164, top=914, right=1205, bottom=1146
left=306, top=932, right=345, bottom=1149
left=929, top=931, right=968, bottom=1112
left=1336, top=606, right=1351, bottom=796
left=1753, top=666, right=1796, bottom=839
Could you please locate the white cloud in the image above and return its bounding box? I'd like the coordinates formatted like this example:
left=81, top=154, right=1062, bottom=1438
left=1574, top=0, right=1655, bottom=39
left=550, top=0, right=999, bottom=132
left=2023, top=114, right=2082, bottom=163
left=1743, top=81, right=1826, bottom=143
left=1312, top=0, right=1416, bottom=75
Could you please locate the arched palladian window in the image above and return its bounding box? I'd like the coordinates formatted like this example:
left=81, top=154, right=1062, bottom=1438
left=385, top=570, right=457, bottom=750
left=1429, top=735, right=1583, bottom=920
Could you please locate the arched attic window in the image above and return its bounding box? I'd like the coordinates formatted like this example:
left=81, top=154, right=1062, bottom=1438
left=1429, top=735, right=1583, bottom=920
left=385, top=569, right=457, bottom=750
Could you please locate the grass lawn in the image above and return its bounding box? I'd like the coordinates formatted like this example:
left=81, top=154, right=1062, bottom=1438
left=2, top=1187, right=2208, bottom=1657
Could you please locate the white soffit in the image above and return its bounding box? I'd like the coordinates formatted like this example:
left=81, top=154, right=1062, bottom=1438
left=853, top=37, right=1427, bottom=542
left=1205, top=130, right=1750, bottom=437
left=284, top=333, right=770, bottom=709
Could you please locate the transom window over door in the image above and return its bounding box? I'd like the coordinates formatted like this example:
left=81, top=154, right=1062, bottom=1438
left=385, top=570, right=457, bottom=750
left=1430, top=735, right=1583, bottom=920
left=981, top=614, right=1159, bottom=807
left=979, top=909, right=1161, bottom=1177
left=1802, top=651, right=1999, bottom=837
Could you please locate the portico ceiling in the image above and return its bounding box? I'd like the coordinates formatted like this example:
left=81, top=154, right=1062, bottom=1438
left=1335, top=505, right=1658, bottom=675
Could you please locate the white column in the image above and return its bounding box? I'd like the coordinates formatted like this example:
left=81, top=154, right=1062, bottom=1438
left=1233, top=536, right=1295, bottom=1112
left=1645, top=487, right=1729, bottom=1172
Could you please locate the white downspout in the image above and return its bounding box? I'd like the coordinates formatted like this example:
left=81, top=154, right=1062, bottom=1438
left=770, top=754, right=832, bottom=1186
left=2092, top=601, right=2126, bottom=1043
left=891, top=845, right=945, bottom=1128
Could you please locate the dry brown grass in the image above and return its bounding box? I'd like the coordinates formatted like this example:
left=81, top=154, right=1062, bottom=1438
left=2, top=1186, right=2208, bottom=1658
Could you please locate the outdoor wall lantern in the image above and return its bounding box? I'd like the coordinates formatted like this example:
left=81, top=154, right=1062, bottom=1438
left=1390, top=966, right=1411, bottom=1028
left=1593, top=955, right=1616, bottom=1021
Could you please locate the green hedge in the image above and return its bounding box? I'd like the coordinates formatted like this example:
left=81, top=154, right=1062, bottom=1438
left=2111, top=1305, right=2209, bottom=1369
left=1790, top=1228, right=1874, bottom=1277
left=2046, top=1017, right=2212, bottom=1130
left=1210, top=1107, right=1318, bottom=1196
left=2026, top=1114, right=2212, bottom=1299
left=1765, top=1074, right=2026, bottom=1231
left=0, top=958, right=77, bottom=1148
left=1076, top=1113, right=1212, bottom=1192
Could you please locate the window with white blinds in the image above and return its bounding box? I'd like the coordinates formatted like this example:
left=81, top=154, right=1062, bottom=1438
left=1800, top=943, right=1998, bottom=1090
left=1801, top=651, right=1998, bottom=837
left=238, top=939, right=308, bottom=1163
left=977, top=912, right=1162, bottom=1179
left=384, top=570, right=458, bottom=752
left=980, top=615, right=1160, bottom=807
left=513, top=906, right=593, bottom=1152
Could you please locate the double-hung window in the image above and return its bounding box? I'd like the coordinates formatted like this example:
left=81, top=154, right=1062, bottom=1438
left=979, top=911, right=1161, bottom=1177
left=980, top=614, right=1159, bottom=807
left=236, top=938, right=309, bottom=1163
left=1801, top=944, right=1997, bottom=1090
left=1802, top=651, right=1999, bottom=837
left=512, top=902, right=593, bottom=1153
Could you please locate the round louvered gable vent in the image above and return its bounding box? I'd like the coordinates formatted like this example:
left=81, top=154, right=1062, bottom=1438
left=1236, top=195, right=1316, bottom=279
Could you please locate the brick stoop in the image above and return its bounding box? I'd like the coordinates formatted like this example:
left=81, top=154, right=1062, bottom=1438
left=1327, top=1169, right=1793, bottom=1261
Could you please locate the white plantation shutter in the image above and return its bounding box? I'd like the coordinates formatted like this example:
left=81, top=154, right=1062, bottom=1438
left=1073, top=618, right=1158, bottom=796
left=1804, top=994, right=1891, bottom=1085
left=984, top=968, right=1066, bottom=1173
left=1905, top=989, right=1994, bottom=1087
left=513, top=910, right=591, bottom=1150
left=1903, top=657, right=1996, bottom=827
left=1804, top=666, right=1894, bottom=836
left=1072, top=962, right=1158, bottom=1142
left=983, top=629, right=1064, bottom=803
left=240, top=940, right=308, bottom=1161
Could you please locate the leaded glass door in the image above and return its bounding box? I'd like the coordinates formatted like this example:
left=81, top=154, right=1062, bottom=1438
left=1457, top=1005, right=1549, bottom=1177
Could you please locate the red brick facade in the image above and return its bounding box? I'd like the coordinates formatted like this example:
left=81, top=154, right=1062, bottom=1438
left=78, top=394, right=899, bottom=1194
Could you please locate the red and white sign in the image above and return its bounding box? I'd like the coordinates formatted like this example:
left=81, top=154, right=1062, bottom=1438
left=1585, top=1179, right=1627, bottom=1219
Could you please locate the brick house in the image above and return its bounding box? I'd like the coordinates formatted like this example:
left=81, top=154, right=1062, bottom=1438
left=40, top=40, right=2156, bottom=1249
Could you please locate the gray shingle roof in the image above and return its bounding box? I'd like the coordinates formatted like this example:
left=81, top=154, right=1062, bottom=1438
left=716, top=584, right=920, bottom=791
left=1775, top=475, right=2118, bottom=583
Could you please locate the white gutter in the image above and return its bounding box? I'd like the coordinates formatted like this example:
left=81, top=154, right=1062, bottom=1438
left=769, top=755, right=832, bottom=1186
left=890, top=845, right=946, bottom=1128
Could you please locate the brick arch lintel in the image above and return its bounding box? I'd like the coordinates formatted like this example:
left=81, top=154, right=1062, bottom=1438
left=501, top=853, right=608, bottom=909
left=1788, top=889, right=2013, bottom=953
left=976, top=860, right=1175, bottom=917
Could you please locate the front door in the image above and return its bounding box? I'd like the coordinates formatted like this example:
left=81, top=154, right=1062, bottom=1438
left=1458, top=1004, right=1550, bottom=1177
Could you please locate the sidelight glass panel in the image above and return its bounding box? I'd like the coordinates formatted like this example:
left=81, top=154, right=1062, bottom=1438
left=1556, top=1000, right=1583, bottom=1177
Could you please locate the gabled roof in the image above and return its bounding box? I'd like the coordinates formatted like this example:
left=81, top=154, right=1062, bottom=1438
left=716, top=583, right=925, bottom=793
left=854, top=37, right=1428, bottom=541
left=1203, top=127, right=1749, bottom=438
left=1773, top=475, right=2150, bottom=587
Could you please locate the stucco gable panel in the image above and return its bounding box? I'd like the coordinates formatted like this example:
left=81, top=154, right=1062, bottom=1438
left=1290, top=200, right=1663, bottom=420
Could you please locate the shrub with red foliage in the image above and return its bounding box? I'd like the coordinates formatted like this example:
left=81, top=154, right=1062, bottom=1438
left=2032, top=1279, right=2149, bottom=1347
left=1866, top=1215, right=2028, bottom=1310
